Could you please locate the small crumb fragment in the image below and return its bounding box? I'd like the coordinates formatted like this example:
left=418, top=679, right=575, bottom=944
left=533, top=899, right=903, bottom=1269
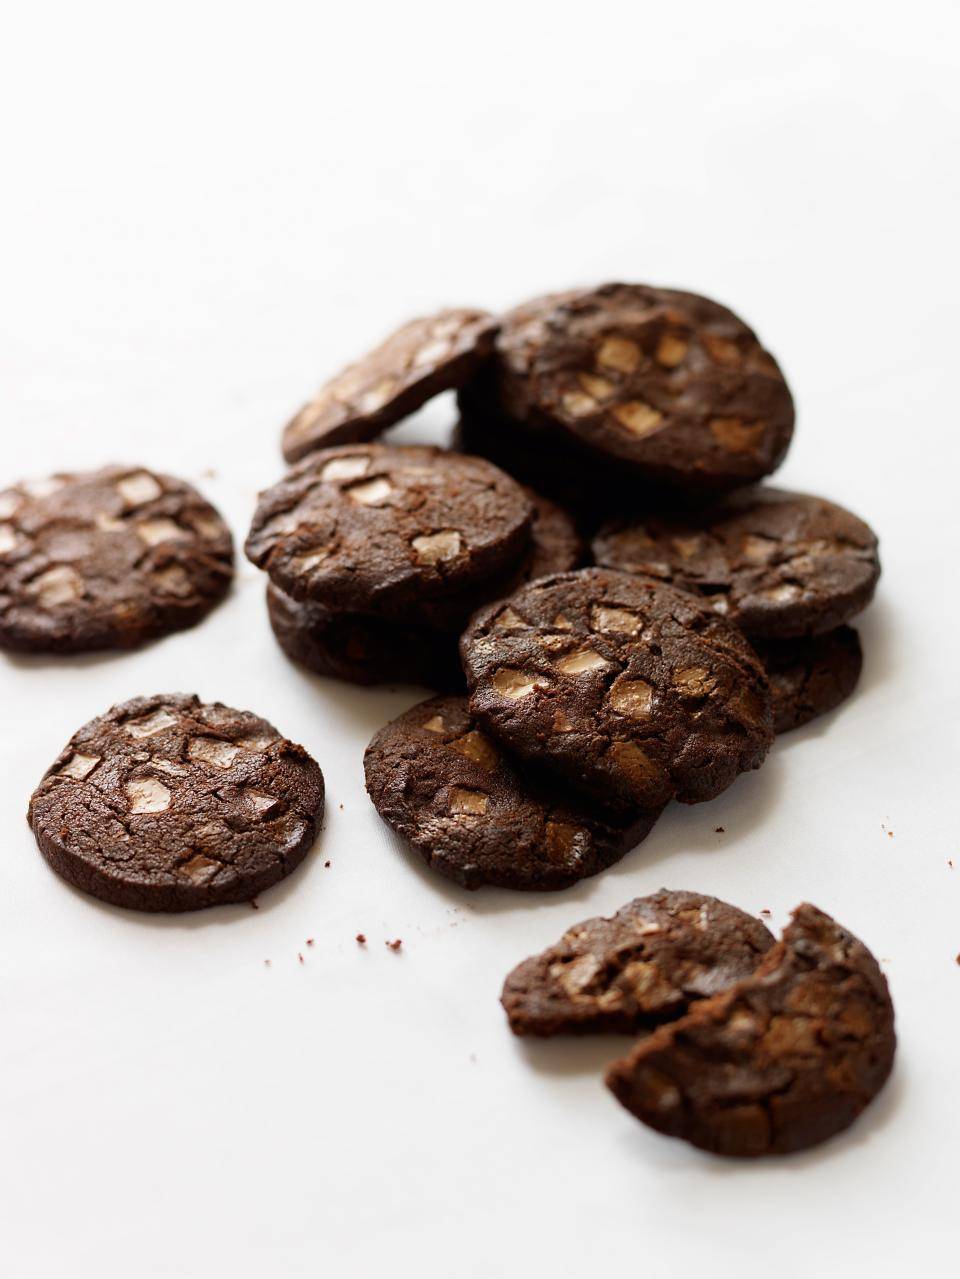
left=760, top=909, right=771, bottom=917
left=386, top=938, right=403, bottom=952
left=956, top=954, right=960, bottom=966
left=298, top=952, right=304, bottom=964
left=250, top=899, right=259, bottom=910
left=949, top=860, right=954, bottom=869
left=887, top=831, right=894, bottom=838
left=306, top=938, right=315, bottom=946
left=264, top=959, right=271, bottom=967
left=324, top=860, right=331, bottom=868
left=356, top=933, right=367, bottom=945
left=714, top=826, right=725, bottom=833
left=338, top=802, right=344, bottom=810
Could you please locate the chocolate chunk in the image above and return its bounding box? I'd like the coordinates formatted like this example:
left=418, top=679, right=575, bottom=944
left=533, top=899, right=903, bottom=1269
left=460, top=568, right=773, bottom=813
left=282, top=309, right=498, bottom=462
left=756, top=626, right=863, bottom=733
left=480, top=284, right=794, bottom=493
left=364, top=696, right=659, bottom=891
left=592, top=487, right=880, bottom=639
left=28, top=695, right=325, bottom=911
left=0, top=467, right=233, bottom=654
left=605, top=903, right=896, bottom=1156
left=502, top=890, right=775, bottom=1035
left=245, top=444, right=534, bottom=617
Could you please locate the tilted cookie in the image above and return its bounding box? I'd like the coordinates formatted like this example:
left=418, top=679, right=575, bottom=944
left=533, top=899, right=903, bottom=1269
left=245, top=444, right=534, bottom=617
left=28, top=695, right=325, bottom=911
left=0, top=467, right=233, bottom=653
left=605, top=903, right=896, bottom=1157
left=488, top=283, right=794, bottom=493
left=460, top=568, right=773, bottom=813
left=502, top=890, right=775, bottom=1036
left=592, top=488, right=880, bottom=639
left=364, top=696, right=659, bottom=891
left=755, top=626, right=863, bottom=734
left=282, top=308, right=498, bottom=462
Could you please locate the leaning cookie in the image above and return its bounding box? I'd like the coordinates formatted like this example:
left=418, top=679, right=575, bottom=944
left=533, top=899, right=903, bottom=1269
left=605, top=903, right=896, bottom=1157
left=0, top=467, right=233, bottom=654
left=364, top=696, right=660, bottom=891
left=755, top=627, right=863, bottom=734
left=28, top=695, right=325, bottom=911
left=460, top=568, right=773, bottom=814
left=502, top=890, right=775, bottom=1036
left=592, top=487, right=880, bottom=639
left=282, top=309, right=498, bottom=462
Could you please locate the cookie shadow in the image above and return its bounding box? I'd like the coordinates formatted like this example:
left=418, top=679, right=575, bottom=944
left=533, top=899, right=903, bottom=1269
left=514, top=1032, right=637, bottom=1077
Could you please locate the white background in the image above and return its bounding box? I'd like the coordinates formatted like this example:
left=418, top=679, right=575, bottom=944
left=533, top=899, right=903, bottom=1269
left=2, top=2, right=958, bottom=1275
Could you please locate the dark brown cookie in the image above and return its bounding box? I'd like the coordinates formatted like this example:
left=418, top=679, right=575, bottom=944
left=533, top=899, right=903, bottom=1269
left=592, top=487, right=880, bottom=639
left=605, top=903, right=896, bottom=1157
left=28, top=694, right=325, bottom=912
left=502, top=890, right=775, bottom=1036
left=245, top=444, right=534, bottom=616
left=460, top=568, right=773, bottom=813
left=486, top=284, right=794, bottom=493
left=364, top=696, right=660, bottom=891
left=282, top=309, right=498, bottom=462
left=756, top=627, right=863, bottom=734
left=267, top=583, right=464, bottom=689
left=0, top=467, right=233, bottom=654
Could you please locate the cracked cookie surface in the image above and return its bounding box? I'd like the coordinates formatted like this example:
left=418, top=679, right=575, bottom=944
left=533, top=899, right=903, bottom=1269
left=364, top=696, right=659, bottom=891
left=0, top=467, right=233, bottom=653
left=488, top=283, right=794, bottom=492
left=282, top=308, right=498, bottom=462
left=460, top=568, right=773, bottom=812
left=502, top=889, right=775, bottom=1036
left=605, top=903, right=896, bottom=1156
left=28, top=694, right=325, bottom=911
left=592, top=487, right=880, bottom=639
left=246, top=444, right=534, bottom=616
left=756, top=626, right=863, bottom=734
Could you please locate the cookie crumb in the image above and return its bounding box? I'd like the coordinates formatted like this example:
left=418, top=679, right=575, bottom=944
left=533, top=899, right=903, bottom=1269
left=264, top=959, right=271, bottom=967
left=324, top=860, right=331, bottom=868
left=949, top=860, right=954, bottom=869
left=306, top=938, right=315, bottom=946
left=760, top=909, right=771, bottom=917
left=250, top=899, right=259, bottom=910
left=298, top=952, right=304, bottom=964
left=887, top=830, right=893, bottom=838
left=356, top=933, right=366, bottom=945
left=714, top=826, right=725, bottom=833
left=386, top=938, right=403, bottom=951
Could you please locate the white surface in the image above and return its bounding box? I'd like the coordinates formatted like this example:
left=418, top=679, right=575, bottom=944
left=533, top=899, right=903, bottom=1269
left=2, top=3, right=958, bottom=1275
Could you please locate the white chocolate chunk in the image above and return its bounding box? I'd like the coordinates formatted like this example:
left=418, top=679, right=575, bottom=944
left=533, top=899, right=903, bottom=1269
left=491, top=668, right=547, bottom=700
left=448, top=787, right=488, bottom=816
left=422, top=715, right=446, bottom=733
left=607, top=679, right=654, bottom=718
left=612, top=401, right=663, bottom=437
left=347, top=477, right=393, bottom=506
left=28, top=565, right=83, bottom=607
left=137, top=518, right=187, bottom=547
left=412, top=530, right=461, bottom=564
left=117, top=473, right=162, bottom=506
left=597, top=336, right=641, bottom=373
left=592, top=605, right=642, bottom=635
left=554, top=648, right=610, bottom=675
left=178, top=853, right=220, bottom=883
left=152, top=565, right=193, bottom=597
left=23, top=476, right=65, bottom=499
left=244, top=790, right=279, bottom=816
left=188, top=738, right=241, bottom=768
left=59, top=753, right=101, bottom=780
left=322, top=456, right=370, bottom=483
left=126, top=777, right=171, bottom=814
left=0, top=492, right=21, bottom=519
left=126, top=709, right=178, bottom=739
left=494, top=607, right=529, bottom=630
left=358, top=379, right=396, bottom=412
left=0, top=524, right=17, bottom=554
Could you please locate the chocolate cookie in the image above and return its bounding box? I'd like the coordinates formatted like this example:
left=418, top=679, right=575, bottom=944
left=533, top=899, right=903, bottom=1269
left=460, top=568, right=773, bottom=813
left=756, top=627, right=863, bottom=734
left=486, top=284, right=794, bottom=492
left=605, top=903, right=896, bottom=1157
left=364, top=696, right=659, bottom=891
left=592, top=488, right=880, bottom=639
left=282, top=309, right=498, bottom=462
left=502, top=890, right=775, bottom=1036
left=245, top=445, right=534, bottom=616
left=28, top=694, right=324, bottom=911
left=267, top=583, right=464, bottom=689
left=0, top=467, right=233, bottom=654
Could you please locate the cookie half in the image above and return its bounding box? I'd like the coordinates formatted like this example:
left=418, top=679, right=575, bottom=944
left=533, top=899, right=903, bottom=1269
left=0, top=467, right=233, bottom=653
left=282, top=309, right=498, bottom=462
left=502, top=890, right=775, bottom=1036
left=605, top=903, right=896, bottom=1156
left=246, top=444, right=533, bottom=616
left=364, top=696, right=659, bottom=891
left=756, top=627, right=863, bottom=734
left=28, top=695, right=325, bottom=911
left=460, top=568, right=773, bottom=812
left=592, top=487, right=880, bottom=639
left=486, top=284, right=794, bottom=493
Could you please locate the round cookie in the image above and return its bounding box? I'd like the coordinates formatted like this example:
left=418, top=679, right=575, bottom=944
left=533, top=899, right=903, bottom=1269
left=502, top=890, right=775, bottom=1036
left=756, top=626, right=863, bottom=734
left=28, top=694, right=325, bottom=912
left=489, top=283, right=794, bottom=492
left=460, top=568, right=773, bottom=813
left=282, top=308, right=498, bottom=462
left=364, top=696, right=660, bottom=891
left=592, top=487, right=880, bottom=639
left=605, top=903, right=896, bottom=1157
left=245, top=444, right=534, bottom=616
left=0, top=467, right=233, bottom=654
left=267, top=584, right=464, bottom=690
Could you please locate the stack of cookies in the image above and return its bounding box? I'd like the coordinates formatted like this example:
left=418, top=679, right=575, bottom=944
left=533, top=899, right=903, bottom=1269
left=246, top=444, right=584, bottom=688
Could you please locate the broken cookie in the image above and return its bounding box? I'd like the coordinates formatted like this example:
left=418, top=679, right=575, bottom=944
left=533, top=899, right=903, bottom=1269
left=28, top=694, right=325, bottom=911
left=605, top=903, right=896, bottom=1156
left=502, top=890, right=775, bottom=1035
